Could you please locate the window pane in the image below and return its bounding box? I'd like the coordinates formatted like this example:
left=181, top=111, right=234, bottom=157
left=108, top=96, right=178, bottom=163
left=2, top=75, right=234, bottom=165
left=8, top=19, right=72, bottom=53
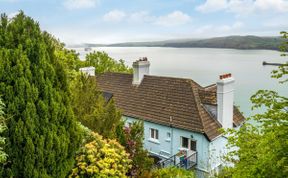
left=167, top=132, right=171, bottom=138
left=150, top=129, right=154, bottom=138
left=155, top=130, right=159, bottom=139
left=182, top=137, right=188, bottom=148
left=190, top=140, right=196, bottom=151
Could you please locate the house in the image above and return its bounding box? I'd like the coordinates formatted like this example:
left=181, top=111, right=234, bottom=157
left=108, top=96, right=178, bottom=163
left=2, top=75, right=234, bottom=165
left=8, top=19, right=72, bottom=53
left=80, top=58, right=245, bottom=175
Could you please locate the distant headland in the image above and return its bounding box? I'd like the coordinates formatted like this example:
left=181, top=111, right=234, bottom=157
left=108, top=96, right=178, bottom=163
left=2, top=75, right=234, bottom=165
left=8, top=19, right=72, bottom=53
left=69, top=35, right=284, bottom=51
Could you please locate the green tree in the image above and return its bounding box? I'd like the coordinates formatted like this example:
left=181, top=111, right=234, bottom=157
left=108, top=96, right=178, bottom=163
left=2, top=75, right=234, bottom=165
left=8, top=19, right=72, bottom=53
left=71, top=74, right=122, bottom=139
left=142, top=167, right=196, bottom=178
left=0, top=99, right=7, bottom=163
left=84, top=51, right=132, bottom=74
left=116, top=121, right=154, bottom=177
left=0, top=12, right=81, bottom=177
left=222, top=32, right=288, bottom=178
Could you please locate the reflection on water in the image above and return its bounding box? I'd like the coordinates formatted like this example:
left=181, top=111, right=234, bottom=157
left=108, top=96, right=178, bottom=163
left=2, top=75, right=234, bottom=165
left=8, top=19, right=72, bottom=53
left=72, top=47, right=287, bottom=117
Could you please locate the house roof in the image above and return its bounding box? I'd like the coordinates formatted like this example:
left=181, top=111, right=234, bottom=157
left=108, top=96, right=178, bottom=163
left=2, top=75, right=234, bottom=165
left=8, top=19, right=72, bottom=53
left=96, top=72, right=245, bottom=141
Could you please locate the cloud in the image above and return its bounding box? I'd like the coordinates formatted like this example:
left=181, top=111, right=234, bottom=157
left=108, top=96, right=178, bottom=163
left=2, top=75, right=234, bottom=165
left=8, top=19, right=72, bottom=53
left=154, top=11, right=191, bottom=26
left=63, top=0, right=99, bottom=10
left=128, top=11, right=155, bottom=23
left=196, top=0, right=228, bottom=13
left=196, top=0, right=288, bottom=14
left=103, top=10, right=126, bottom=22
left=103, top=10, right=191, bottom=26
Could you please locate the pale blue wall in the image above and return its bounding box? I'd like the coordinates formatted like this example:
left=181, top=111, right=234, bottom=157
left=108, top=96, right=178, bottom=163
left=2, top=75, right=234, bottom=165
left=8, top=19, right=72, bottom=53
left=209, top=136, right=228, bottom=172
left=123, top=116, right=211, bottom=172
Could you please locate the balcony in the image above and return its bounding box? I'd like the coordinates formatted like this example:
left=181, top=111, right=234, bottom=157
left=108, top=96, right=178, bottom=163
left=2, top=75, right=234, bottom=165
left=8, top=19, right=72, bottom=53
left=154, top=150, right=197, bottom=170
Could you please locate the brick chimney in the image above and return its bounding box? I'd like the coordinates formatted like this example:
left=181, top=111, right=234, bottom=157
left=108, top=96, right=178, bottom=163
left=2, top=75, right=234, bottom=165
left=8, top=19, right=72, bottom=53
left=217, top=73, right=235, bottom=129
left=79, top=66, right=95, bottom=76
left=132, top=57, right=150, bottom=85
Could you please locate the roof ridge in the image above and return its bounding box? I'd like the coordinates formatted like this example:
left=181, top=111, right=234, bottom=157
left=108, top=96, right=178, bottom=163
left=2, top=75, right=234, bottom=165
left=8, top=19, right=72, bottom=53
left=188, top=81, right=205, bottom=132
left=144, top=74, right=204, bottom=88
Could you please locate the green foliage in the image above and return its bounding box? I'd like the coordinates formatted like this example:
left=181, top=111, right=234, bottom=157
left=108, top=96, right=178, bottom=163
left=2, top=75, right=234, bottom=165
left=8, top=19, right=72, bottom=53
left=116, top=121, right=154, bottom=177
left=222, top=32, right=288, bottom=178
left=83, top=51, right=132, bottom=74
left=69, top=131, right=132, bottom=178
left=144, top=167, right=195, bottom=178
left=71, top=74, right=121, bottom=139
left=271, top=31, right=288, bottom=83
left=0, top=12, right=81, bottom=177
left=0, top=99, right=7, bottom=163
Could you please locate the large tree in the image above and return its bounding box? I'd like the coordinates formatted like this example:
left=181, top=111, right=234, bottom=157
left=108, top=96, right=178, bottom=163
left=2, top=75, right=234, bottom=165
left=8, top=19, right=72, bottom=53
left=71, top=74, right=122, bottom=139
left=0, top=12, right=81, bottom=177
left=83, top=51, right=132, bottom=74
left=221, top=32, right=288, bottom=178
left=0, top=99, right=7, bottom=164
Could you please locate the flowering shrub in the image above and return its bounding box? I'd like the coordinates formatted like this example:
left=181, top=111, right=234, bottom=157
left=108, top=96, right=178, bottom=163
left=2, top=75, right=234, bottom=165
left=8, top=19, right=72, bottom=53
left=69, top=132, right=132, bottom=178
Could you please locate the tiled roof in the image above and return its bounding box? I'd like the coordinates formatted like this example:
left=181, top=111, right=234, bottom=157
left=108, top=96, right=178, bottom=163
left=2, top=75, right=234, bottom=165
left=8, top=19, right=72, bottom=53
left=96, top=73, right=245, bottom=141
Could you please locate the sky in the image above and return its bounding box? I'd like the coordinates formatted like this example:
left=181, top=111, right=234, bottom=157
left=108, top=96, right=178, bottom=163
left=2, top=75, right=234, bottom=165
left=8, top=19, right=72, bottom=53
left=1, top=0, right=288, bottom=44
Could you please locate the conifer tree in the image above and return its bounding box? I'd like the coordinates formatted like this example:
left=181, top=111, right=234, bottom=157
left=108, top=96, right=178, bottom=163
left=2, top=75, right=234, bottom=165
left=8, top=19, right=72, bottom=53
left=71, top=74, right=121, bottom=139
left=0, top=99, right=7, bottom=164
left=0, top=12, right=81, bottom=177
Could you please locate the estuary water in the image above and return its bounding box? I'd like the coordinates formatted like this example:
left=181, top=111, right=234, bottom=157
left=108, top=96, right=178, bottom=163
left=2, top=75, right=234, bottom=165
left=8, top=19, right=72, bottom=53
left=74, top=47, right=287, bottom=117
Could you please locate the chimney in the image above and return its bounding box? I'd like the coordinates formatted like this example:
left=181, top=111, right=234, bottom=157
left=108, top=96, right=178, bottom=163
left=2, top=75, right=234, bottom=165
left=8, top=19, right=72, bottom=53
left=132, top=57, right=150, bottom=85
left=217, top=73, right=235, bottom=129
left=79, top=66, right=95, bottom=76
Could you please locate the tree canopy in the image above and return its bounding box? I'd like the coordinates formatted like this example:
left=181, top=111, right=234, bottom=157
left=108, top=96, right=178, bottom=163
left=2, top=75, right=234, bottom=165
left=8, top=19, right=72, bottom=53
left=222, top=32, right=288, bottom=178
left=0, top=12, right=81, bottom=177
left=82, top=51, right=132, bottom=74
left=0, top=99, right=7, bottom=164
left=71, top=74, right=121, bottom=139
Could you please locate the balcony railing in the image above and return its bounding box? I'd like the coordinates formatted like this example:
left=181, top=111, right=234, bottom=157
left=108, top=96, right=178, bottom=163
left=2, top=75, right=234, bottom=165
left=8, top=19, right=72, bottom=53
left=154, top=151, right=197, bottom=170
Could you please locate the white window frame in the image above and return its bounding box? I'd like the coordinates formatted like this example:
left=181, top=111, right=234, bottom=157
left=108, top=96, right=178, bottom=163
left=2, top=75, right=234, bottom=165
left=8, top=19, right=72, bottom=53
left=180, top=136, right=196, bottom=151
left=150, top=128, right=159, bottom=140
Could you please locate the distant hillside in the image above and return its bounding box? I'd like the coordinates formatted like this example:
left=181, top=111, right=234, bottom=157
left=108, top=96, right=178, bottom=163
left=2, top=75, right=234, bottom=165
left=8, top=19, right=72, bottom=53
left=161, top=36, right=283, bottom=50
left=78, top=36, right=284, bottom=50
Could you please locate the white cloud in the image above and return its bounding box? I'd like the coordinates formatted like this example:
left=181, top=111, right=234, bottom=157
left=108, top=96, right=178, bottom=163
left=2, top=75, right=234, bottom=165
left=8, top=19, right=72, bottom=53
left=128, top=11, right=155, bottom=23
left=63, top=0, right=99, bottom=10
left=196, top=0, right=288, bottom=14
left=196, top=0, right=228, bottom=13
left=103, top=10, right=126, bottom=22
left=154, top=11, right=191, bottom=26
left=254, top=0, right=288, bottom=12
left=103, top=10, right=191, bottom=26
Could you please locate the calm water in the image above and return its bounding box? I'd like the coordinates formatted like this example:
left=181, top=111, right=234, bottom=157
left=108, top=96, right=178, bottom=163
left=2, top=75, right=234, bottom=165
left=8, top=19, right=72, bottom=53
left=73, top=47, right=287, bottom=117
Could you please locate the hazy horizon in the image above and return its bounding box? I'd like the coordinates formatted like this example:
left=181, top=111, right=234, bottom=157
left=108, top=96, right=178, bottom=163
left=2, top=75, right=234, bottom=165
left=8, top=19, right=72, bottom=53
left=1, top=0, right=287, bottom=44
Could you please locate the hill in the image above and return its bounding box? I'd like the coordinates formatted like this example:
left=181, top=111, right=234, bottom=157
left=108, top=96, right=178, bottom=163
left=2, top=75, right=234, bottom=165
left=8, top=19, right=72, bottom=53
left=76, top=36, right=284, bottom=50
